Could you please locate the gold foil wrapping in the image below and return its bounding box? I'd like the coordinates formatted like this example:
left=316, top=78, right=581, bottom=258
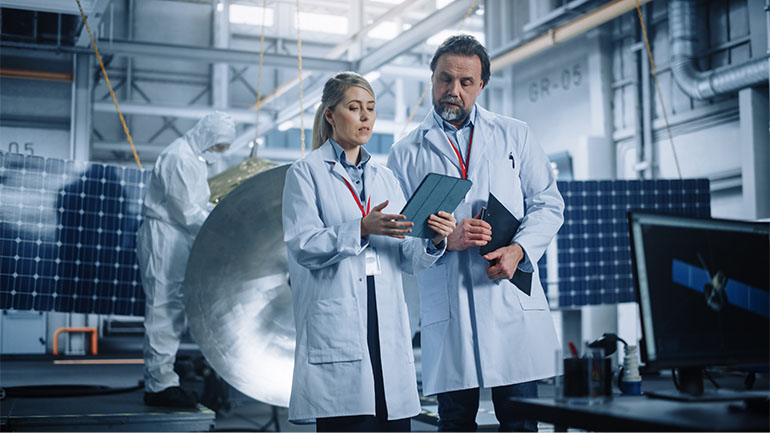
left=208, top=157, right=277, bottom=204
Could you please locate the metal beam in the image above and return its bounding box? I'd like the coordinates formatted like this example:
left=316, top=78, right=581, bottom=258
left=93, top=101, right=271, bottom=124
left=0, top=0, right=97, bottom=15
left=230, top=0, right=476, bottom=148
left=76, top=0, right=113, bottom=47
left=71, top=54, right=92, bottom=161
left=248, top=0, right=425, bottom=109
left=96, top=39, right=352, bottom=71
left=357, top=0, right=478, bottom=73
left=0, top=40, right=349, bottom=72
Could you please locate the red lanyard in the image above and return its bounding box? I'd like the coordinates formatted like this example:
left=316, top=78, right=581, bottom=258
left=445, top=125, right=474, bottom=179
left=340, top=177, right=371, bottom=217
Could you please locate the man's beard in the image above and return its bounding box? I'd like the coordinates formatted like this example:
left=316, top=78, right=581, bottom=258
left=434, top=96, right=469, bottom=124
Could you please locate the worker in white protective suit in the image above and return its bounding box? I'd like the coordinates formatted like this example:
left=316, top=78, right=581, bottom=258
left=136, top=112, right=236, bottom=408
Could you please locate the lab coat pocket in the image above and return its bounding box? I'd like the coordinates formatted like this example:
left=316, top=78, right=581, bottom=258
left=488, top=159, right=524, bottom=219
left=512, top=280, right=548, bottom=311
left=418, top=264, right=450, bottom=326
left=307, top=297, right=364, bottom=364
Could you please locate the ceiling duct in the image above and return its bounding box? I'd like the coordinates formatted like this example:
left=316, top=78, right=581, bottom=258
left=669, top=0, right=769, bottom=100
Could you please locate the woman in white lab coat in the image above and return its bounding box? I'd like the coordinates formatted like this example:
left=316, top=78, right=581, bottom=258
left=282, top=72, right=456, bottom=432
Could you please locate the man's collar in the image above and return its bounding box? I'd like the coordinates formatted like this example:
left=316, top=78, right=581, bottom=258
left=431, top=104, right=477, bottom=132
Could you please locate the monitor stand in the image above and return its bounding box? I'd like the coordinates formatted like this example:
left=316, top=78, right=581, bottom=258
left=646, top=367, right=769, bottom=403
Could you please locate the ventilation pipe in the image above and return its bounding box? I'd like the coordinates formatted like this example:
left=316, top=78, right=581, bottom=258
left=669, top=0, right=769, bottom=100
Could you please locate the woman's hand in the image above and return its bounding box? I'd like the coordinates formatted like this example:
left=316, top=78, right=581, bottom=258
left=361, top=200, right=414, bottom=239
left=428, top=211, right=457, bottom=247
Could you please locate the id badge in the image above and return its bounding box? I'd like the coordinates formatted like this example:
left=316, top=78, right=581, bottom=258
left=365, top=248, right=382, bottom=276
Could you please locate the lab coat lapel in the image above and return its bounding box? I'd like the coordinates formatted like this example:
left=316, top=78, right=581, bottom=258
left=421, top=113, right=464, bottom=178
left=322, top=141, right=371, bottom=215
left=362, top=160, right=378, bottom=205
left=466, top=106, right=492, bottom=182
left=321, top=141, right=353, bottom=185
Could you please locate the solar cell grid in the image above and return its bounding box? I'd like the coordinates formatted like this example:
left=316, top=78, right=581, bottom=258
left=1, top=152, right=712, bottom=315
left=1, top=152, right=147, bottom=316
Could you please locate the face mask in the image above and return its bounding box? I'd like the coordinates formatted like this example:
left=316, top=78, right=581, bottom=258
left=200, top=150, right=220, bottom=165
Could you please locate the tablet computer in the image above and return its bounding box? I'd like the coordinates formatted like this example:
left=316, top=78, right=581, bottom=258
left=400, top=173, right=472, bottom=239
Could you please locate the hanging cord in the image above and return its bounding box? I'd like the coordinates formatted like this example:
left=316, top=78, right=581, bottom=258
left=635, top=0, right=682, bottom=179
left=296, top=0, right=305, bottom=156
left=75, top=0, right=142, bottom=169
left=400, top=0, right=480, bottom=137
left=249, top=0, right=269, bottom=158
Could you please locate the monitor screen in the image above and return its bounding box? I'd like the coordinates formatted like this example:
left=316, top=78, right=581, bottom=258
left=629, top=212, right=769, bottom=370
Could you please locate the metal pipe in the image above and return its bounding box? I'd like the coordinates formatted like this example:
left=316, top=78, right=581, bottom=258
left=0, top=39, right=351, bottom=72
left=0, top=68, right=73, bottom=82
left=669, top=0, right=769, bottom=99
left=490, top=0, right=652, bottom=72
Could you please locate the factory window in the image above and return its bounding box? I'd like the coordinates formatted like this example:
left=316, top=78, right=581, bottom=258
left=230, top=4, right=275, bottom=27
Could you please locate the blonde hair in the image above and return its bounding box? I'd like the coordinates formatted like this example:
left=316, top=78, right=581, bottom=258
left=311, top=72, right=376, bottom=150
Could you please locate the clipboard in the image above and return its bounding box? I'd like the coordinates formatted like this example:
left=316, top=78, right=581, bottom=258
left=480, top=192, right=533, bottom=296
left=400, top=173, right=472, bottom=239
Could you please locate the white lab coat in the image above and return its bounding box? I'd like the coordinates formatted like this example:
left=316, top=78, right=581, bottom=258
left=386, top=105, right=564, bottom=396
left=136, top=112, right=236, bottom=393
left=282, top=140, right=444, bottom=422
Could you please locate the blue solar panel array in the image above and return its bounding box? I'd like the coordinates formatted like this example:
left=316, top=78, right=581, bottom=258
left=1, top=151, right=711, bottom=315
left=0, top=152, right=148, bottom=316
left=553, top=179, right=711, bottom=308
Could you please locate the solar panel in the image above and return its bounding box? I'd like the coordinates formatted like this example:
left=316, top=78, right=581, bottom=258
left=0, top=152, right=147, bottom=316
left=0, top=151, right=713, bottom=315
left=552, top=179, right=711, bottom=307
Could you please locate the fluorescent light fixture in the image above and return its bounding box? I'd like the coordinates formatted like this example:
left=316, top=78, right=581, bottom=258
left=278, top=120, right=294, bottom=131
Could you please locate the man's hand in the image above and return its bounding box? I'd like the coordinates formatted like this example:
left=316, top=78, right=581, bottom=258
left=446, top=209, right=492, bottom=251
left=483, top=243, right=524, bottom=280
left=428, top=211, right=457, bottom=247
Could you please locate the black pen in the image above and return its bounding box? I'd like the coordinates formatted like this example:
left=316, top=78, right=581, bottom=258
left=509, top=152, right=515, bottom=169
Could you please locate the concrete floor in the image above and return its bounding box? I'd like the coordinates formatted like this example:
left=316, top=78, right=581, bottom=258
left=0, top=351, right=507, bottom=432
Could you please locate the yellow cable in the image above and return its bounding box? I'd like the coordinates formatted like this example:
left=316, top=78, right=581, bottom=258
left=75, top=0, right=142, bottom=169
left=296, top=0, right=305, bottom=156
left=250, top=0, right=268, bottom=158
left=635, top=0, right=682, bottom=179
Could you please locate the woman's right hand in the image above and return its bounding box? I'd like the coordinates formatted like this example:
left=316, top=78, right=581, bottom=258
left=361, top=200, right=414, bottom=239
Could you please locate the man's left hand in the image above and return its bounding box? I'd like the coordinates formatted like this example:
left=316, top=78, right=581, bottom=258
left=483, top=243, right=524, bottom=280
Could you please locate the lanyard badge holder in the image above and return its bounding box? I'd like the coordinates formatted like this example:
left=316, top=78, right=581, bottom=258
left=365, top=248, right=382, bottom=276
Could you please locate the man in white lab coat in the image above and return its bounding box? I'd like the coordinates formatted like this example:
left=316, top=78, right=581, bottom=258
left=137, top=112, right=235, bottom=408
left=387, top=35, right=564, bottom=431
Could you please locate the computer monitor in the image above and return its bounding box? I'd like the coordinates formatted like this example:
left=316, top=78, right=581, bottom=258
left=628, top=212, right=769, bottom=400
